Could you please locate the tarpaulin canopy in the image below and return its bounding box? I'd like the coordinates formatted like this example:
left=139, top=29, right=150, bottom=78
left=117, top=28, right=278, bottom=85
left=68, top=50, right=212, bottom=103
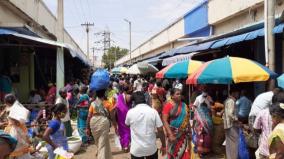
left=158, top=23, right=284, bottom=60
left=162, top=52, right=197, bottom=66
left=0, top=28, right=91, bottom=66
left=211, top=23, right=284, bottom=49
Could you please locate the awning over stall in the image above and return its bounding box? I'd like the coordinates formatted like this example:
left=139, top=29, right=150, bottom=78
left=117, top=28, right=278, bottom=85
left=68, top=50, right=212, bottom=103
left=158, top=22, right=284, bottom=60
left=211, top=23, right=284, bottom=49
left=0, top=28, right=91, bottom=66
left=162, top=53, right=197, bottom=66
left=0, top=28, right=65, bottom=47
left=143, top=52, right=164, bottom=65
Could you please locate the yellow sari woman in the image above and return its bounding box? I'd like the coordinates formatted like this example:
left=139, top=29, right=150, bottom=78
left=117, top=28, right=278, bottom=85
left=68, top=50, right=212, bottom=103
left=268, top=102, right=284, bottom=159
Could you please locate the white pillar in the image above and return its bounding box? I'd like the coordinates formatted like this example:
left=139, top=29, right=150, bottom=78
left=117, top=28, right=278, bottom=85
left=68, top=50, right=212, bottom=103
left=56, top=47, right=64, bottom=96
left=57, top=0, right=64, bottom=41
left=56, top=0, right=64, bottom=96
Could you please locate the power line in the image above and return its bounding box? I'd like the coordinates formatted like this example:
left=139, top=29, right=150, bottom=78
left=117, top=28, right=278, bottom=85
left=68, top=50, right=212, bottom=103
left=79, top=0, right=87, bottom=21
left=66, top=1, right=82, bottom=26
left=93, top=30, right=113, bottom=69
left=72, top=0, right=84, bottom=23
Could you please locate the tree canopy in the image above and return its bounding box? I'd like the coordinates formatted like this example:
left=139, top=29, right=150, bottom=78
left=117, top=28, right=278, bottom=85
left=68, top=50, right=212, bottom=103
left=102, top=46, right=128, bottom=69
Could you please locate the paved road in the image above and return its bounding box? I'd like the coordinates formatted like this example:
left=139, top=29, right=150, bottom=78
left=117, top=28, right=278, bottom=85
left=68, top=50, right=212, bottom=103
left=74, top=128, right=225, bottom=159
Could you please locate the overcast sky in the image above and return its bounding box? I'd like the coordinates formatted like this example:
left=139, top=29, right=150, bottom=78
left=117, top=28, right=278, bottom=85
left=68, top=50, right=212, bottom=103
left=43, top=0, right=202, bottom=59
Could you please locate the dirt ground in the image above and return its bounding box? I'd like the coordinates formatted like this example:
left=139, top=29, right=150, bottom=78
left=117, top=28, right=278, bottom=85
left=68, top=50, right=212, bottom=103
left=74, top=128, right=225, bottom=159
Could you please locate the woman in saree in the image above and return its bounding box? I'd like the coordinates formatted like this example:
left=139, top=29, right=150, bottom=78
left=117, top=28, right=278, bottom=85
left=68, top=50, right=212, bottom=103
left=162, top=88, right=191, bottom=159
left=268, top=102, right=284, bottom=159
left=86, top=89, right=115, bottom=159
left=193, top=102, right=213, bottom=157
left=77, top=85, right=90, bottom=145
left=113, top=84, right=131, bottom=152
left=5, top=107, right=32, bottom=159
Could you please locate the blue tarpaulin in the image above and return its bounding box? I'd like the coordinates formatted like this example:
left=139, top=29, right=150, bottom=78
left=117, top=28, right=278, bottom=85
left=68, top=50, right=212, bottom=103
left=211, top=23, right=284, bottom=49
left=158, top=23, right=284, bottom=59
left=144, top=53, right=164, bottom=65
left=159, top=48, right=179, bottom=58
left=176, top=41, right=215, bottom=54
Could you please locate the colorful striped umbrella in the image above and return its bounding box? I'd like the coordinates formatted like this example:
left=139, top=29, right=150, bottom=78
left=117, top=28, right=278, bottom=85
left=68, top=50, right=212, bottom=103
left=277, top=74, right=284, bottom=88
left=187, top=56, right=277, bottom=84
left=156, top=60, right=203, bottom=79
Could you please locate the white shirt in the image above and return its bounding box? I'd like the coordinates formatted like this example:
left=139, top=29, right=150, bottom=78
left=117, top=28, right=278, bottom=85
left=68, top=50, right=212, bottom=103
left=55, top=97, right=70, bottom=122
left=193, top=94, right=213, bottom=108
left=133, top=79, right=143, bottom=91
left=249, top=91, right=273, bottom=117
left=125, top=103, right=163, bottom=157
left=174, top=83, right=183, bottom=90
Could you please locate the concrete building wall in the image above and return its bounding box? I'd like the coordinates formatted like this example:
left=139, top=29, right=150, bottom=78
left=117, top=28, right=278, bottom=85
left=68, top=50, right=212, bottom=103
left=6, top=0, right=86, bottom=56
left=208, top=0, right=263, bottom=25
left=0, top=0, right=88, bottom=101
left=132, top=19, right=185, bottom=59
left=9, top=0, right=57, bottom=37
left=115, top=19, right=186, bottom=66
left=115, top=1, right=211, bottom=66
left=0, top=4, right=25, bottom=27
left=115, top=40, right=189, bottom=66
left=209, top=0, right=284, bottom=35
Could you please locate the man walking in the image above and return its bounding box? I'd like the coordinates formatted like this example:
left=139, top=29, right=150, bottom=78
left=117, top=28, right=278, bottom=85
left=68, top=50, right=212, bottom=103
left=125, top=91, right=166, bottom=159
left=223, top=89, right=240, bottom=159
left=248, top=88, right=280, bottom=149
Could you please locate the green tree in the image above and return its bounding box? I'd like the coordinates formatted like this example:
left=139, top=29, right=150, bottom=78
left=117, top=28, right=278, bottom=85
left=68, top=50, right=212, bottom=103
left=102, top=46, right=128, bottom=69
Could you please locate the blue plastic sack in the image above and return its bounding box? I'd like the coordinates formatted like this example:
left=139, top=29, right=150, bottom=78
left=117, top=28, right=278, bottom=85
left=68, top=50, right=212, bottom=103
left=90, top=69, right=110, bottom=91
left=238, top=128, right=250, bottom=159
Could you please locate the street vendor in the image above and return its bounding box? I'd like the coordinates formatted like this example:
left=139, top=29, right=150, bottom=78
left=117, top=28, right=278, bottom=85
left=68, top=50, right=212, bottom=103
left=0, top=130, right=18, bottom=159
left=4, top=101, right=32, bottom=159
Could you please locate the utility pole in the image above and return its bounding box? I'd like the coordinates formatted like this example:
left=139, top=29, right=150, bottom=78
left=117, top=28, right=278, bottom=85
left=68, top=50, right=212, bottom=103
left=81, top=22, right=94, bottom=60
left=102, top=31, right=111, bottom=69
left=90, top=47, right=95, bottom=67
left=124, top=19, right=132, bottom=64
left=114, top=46, right=117, bottom=62
left=264, top=0, right=275, bottom=89
left=94, top=31, right=111, bottom=69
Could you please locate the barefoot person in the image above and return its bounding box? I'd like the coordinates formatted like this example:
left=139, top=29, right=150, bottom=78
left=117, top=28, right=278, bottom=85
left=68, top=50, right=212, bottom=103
left=86, top=89, right=115, bottom=159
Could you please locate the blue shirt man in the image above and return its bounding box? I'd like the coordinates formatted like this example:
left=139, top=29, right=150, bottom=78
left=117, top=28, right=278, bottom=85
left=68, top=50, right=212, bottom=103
left=236, top=91, right=252, bottom=119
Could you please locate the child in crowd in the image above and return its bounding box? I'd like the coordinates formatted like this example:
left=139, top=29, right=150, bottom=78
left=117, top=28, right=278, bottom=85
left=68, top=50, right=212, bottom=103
left=42, top=103, right=68, bottom=159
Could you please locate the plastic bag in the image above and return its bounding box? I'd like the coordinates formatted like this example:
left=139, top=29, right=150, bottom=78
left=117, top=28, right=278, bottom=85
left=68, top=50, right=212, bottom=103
left=90, top=69, right=110, bottom=91
left=114, top=134, right=122, bottom=150
left=54, top=147, right=74, bottom=159
left=238, top=129, right=250, bottom=159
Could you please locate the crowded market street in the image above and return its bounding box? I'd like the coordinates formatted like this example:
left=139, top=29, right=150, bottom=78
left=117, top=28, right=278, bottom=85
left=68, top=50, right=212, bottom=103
left=1, top=0, right=284, bottom=159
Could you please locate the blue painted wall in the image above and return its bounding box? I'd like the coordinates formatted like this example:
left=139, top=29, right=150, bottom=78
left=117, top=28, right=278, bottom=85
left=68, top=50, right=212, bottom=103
left=184, top=0, right=210, bottom=36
